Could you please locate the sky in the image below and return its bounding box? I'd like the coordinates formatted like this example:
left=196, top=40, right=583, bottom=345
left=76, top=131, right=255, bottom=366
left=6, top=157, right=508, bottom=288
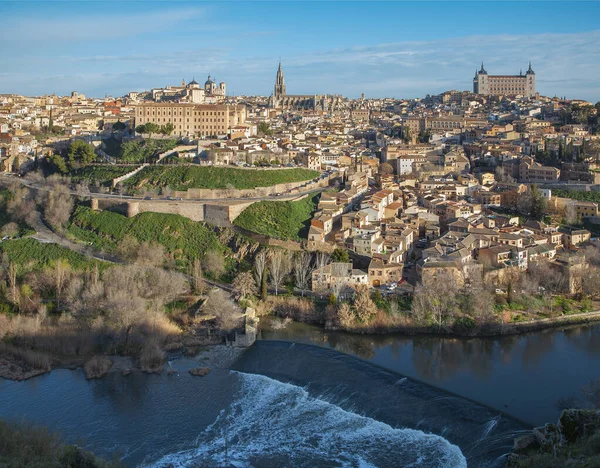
left=1, top=1, right=600, bottom=101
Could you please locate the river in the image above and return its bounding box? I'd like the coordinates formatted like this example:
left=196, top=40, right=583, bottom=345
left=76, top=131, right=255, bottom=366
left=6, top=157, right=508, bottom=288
left=0, top=321, right=598, bottom=467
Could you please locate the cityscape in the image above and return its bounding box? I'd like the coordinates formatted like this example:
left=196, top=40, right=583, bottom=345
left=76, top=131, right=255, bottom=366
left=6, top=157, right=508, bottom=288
left=1, top=1, right=600, bottom=467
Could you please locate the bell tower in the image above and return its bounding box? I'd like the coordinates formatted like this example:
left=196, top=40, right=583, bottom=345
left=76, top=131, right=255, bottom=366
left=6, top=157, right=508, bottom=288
left=274, top=61, right=286, bottom=98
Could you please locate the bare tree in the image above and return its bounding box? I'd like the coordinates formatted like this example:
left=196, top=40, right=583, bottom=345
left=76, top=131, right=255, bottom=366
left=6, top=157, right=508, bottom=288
left=116, top=234, right=140, bottom=262
left=293, top=251, right=313, bottom=296
left=8, top=262, right=19, bottom=308
left=6, top=185, right=35, bottom=224
left=202, top=288, right=242, bottom=331
left=411, top=279, right=459, bottom=328
left=564, top=203, right=579, bottom=225
left=269, top=249, right=291, bottom=295
left=105, top=289, right=146, bottom=349
left=353, top=285, right=378, bottom=323
left=203, top=250, right=225, bottom=279
left=582, top=266, right=600, bottom=298
left=253, top=250, right=268, bottom=289
left=1, top=222, right=19, bottom=238
left=232, top=271, right=257, bottom=300
left=44, top=184, right=74, bottom=231
left=315, top=251, right=330, bottom=271
left=135, top=241, right=166, bottom=267
left=54, top=259, right=70, bottom=310
left=190, top=257, right=206, bottom=294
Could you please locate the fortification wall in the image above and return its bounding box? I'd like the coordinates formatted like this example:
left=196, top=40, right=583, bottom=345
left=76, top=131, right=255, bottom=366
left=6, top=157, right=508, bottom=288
left=172, top=174, right=332, bottom=200
left=92, top=197, right=255, bottom=226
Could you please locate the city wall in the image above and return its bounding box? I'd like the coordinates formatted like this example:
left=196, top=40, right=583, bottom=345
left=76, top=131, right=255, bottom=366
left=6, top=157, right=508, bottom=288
left=91, top=198, right=254, bottom=226
left=170, top=174, right=332, bottom=199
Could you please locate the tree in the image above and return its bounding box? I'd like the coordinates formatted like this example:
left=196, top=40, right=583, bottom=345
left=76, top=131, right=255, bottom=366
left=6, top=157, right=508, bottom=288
left=112, top=120, right=126, bottom=132
left=135, top=124, right=147, bottom=135
left=44, top=184, right=74, bottom=231
left=517, top=184, right=547, bottom=220
left=203, top=250, right=225, bottom=279
left=379, top=162, right=394, bottom=175
left=232, top=271, right=258, bottom=300
left=352, top=285, right=377, bottom=323
left=66, top=140, right=96, bottom=168
left=161, top=122, right=174, bottom=136
left=253, top=250, right=268, bottom=294
left=315, top=251, right=330, bottom=270
left=116, top=234, right=140, bottom=262
left=293, top=251, right=313, bottom=296
left=331, top=248, right=350, bottom=263
left=135, top=241, right=166, bottom=267
left=190, top=258, right=206, bottom=294
left=145, top=122, right=160, bottom=136
left=1, top=222, right=19, bottom=238
left=202, top=289, right=242, bottom=332
left=411, top=280, right=459, bottom=328
left=269, top=249, right=291, bottom=295
left=258, top=122, right=272, bottom=136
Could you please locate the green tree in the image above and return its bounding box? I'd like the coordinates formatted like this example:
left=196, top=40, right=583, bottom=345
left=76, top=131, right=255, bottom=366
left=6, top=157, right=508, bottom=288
left=112, top=120, right=126, bottom=132
left=161, top=122, right=174, bottom=135
left=67, top=140, right=96, bottom=168
left=258, top=122, right=272, bottom=136
left=145, top=122, right=160, bottom=136
left=530, top=184, right=547, bottom=220
left=331, top=248, right=350, bottom=263
left=135, top=124, right=147, bottom=135
left=260, top=265, right=268, bottom=300
left=49, top=154, right=68, bottom=174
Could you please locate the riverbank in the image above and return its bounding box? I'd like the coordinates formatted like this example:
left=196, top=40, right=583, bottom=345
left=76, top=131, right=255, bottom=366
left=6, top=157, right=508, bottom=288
left=0, top=334, right=224, bottom=381
left=509, top=409, right=600, bottom=467
left=324, top=309, right=600, bottom=338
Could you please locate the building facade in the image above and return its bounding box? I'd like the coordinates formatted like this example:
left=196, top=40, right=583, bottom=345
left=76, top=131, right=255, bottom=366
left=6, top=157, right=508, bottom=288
left=473, top=63, right=536, bottom=97
left=134, top=103, right=246, bottom=138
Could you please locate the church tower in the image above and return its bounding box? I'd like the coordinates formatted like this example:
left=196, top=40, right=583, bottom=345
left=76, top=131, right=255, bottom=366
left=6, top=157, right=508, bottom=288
left=274, top=62, right=286, bottom=98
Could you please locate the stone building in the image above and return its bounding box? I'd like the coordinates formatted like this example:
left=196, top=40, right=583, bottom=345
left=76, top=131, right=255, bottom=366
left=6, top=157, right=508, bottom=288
left=473, top=62, right=536, bottom=97
left=134, top=102, right=246, bottom=138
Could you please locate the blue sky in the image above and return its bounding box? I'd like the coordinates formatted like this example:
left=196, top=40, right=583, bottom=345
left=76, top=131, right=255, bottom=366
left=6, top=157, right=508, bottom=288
left=1, top=1, right=600, bottom=101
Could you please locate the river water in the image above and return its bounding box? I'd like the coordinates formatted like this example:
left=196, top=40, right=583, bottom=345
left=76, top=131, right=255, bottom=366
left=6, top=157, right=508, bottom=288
left=0, top=322, right=598, bottom=467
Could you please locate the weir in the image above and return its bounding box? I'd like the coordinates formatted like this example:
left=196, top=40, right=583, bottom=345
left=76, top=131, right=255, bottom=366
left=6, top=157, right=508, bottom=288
left=232, top=340, right=529, bottom=467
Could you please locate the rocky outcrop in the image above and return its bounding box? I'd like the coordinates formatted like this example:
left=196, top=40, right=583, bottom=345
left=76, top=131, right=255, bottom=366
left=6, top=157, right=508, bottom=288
left=189, top=366, right=211, bottom=377
left=509, top=409, right=600, bottom=467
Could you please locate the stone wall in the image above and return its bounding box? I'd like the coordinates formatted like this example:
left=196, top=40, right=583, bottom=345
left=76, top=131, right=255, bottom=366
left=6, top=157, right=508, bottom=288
left=92, top=197, right=254, bottom=226
left=172, top=174, right=333, bottom=200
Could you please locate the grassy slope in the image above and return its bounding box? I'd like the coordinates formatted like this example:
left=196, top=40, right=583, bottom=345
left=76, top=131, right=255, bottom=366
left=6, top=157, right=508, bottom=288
left=68, top=206, right=227, bottom=267
left=552, top=189, right=600, bottom=204
left=69, top=165, right=136, bottom=186
left=233, top=193, right=320, bottom=241
left=123, top=166, right=320, bottom=191
left=0, top=238, right=102, bottom=271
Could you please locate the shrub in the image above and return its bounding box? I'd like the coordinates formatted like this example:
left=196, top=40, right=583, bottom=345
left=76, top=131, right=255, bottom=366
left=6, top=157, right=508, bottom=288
left=84, top=355, right=112, bottom=379
left=139, top=341, right=165, bottom=374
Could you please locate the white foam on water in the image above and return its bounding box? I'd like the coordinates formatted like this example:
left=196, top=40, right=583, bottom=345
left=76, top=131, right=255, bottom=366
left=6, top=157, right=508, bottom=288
left=145, top=372, right=467, bottom=468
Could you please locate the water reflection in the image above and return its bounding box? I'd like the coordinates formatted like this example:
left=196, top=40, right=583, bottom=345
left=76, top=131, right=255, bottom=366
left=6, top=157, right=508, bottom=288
left=259, top=317, right=600, bottom=425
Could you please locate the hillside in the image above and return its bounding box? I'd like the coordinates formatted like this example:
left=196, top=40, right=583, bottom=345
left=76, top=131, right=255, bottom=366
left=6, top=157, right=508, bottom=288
left=122, top=165, right=320, bottom=191
left=68, top=205, right=228, bottom=269
left=233, top=193, right=320, bottom=241
left=0, top=238, right=103, bottom=272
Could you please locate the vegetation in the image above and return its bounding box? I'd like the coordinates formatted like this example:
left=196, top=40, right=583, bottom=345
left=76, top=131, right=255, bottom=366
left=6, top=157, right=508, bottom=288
left=0, top=238, right=102, bottom=272
left=123, top=165, right=319, bottom=192
left=552, top=188, right=600, bottom=204
left=0, top=190, right=35, bottom=237
left=0, top=420, right=119, bottom=467
left=50, top=140, right=97, bottom=174
left=135, top=122, right=174, bottom=137
left=68, top=205, right=228, bottom=271
left=233, top=193, right=320, bottom=241
left=69, top=165, right=135, bottom=186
